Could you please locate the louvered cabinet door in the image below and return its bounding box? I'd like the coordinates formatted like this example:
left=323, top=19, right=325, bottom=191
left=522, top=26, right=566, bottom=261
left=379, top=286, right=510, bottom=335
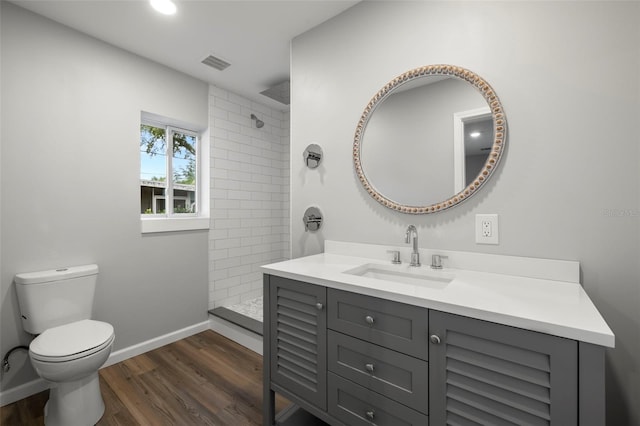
left=429, top=311, right=578, bottom=426
left=269, top=276, right=327, bottom=410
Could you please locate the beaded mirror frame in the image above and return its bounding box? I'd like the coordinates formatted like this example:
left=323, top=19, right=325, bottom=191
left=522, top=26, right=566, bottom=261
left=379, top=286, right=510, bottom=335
left=353, top=65, right=507, bottom=214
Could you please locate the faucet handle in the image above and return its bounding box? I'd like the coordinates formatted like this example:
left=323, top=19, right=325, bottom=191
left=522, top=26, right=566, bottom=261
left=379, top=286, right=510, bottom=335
left=431, top=254, right=448, bottom=269
left=387, top=250, right=401, bottom=264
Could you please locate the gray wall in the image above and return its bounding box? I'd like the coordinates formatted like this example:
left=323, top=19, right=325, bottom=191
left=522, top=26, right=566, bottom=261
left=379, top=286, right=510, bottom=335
left=1, top=2, right=209, bottom=392
left=291, top=1, right=639, bottom=424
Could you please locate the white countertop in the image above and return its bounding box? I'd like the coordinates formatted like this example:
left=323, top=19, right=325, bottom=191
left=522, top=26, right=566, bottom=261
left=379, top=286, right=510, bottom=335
left=261, top=241, right=614, bottom=347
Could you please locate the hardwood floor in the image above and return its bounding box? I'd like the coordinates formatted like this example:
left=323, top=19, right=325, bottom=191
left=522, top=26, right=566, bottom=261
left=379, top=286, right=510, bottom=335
left=0, top=330, right=288, bottom=425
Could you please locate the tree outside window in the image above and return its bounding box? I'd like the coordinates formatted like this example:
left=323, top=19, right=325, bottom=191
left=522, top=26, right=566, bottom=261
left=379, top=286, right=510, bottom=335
left=140, top=123, right=198, bottom=216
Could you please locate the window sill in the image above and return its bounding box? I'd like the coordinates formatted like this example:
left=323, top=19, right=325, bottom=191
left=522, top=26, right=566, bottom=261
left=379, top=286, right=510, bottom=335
left=141, top=216, right=210, bottom=234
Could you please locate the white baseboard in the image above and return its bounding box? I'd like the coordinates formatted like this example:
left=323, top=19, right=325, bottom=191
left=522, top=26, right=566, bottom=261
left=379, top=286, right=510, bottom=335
left=0, top=321, right=210, bottom=407
left=208, top=315, right=263, bottom=355
left=104, top=321, right=210, bottom=368
left=0, top=378, right=49, bottom=407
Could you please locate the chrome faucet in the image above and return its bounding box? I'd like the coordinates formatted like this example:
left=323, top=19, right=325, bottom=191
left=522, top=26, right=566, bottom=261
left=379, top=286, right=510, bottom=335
left=405, top=225, right=421, bottom=267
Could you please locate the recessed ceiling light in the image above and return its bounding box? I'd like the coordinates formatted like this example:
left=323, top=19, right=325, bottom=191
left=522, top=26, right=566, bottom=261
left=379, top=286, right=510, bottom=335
left=469, top=131, right=481, bottom=138
left=150, top=0, right=176, bottom=15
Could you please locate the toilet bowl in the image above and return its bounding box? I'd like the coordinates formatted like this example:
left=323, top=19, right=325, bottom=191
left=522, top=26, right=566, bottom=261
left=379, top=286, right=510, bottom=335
left=15, top=264, right=115, bottom=425
left=29, top=319, right=115, bottom=426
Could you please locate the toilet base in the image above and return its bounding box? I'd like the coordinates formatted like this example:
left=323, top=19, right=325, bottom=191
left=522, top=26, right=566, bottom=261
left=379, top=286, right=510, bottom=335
left=44, top=372, right=105, bottom=426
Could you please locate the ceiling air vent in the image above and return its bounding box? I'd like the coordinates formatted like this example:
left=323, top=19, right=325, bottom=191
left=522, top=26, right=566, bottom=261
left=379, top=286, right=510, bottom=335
left=201, top=54, right=231, bottom=71
left=260, top=81, right=290, bottom=106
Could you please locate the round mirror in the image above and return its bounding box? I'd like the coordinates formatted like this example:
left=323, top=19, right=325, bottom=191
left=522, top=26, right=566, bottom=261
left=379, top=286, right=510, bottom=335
left=353, top=65, right=506, bottom=214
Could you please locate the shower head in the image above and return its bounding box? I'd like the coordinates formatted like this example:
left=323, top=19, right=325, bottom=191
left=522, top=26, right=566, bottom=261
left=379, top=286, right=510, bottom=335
left=250, top=114, right=264, bottom=128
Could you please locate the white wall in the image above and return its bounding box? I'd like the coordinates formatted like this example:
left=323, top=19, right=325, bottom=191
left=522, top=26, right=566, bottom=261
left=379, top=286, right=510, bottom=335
left=208, top=86, right=290, bottom=309
left=1, top=2, right=209, bottom=395
left=291, top=1, right=639, bottom=424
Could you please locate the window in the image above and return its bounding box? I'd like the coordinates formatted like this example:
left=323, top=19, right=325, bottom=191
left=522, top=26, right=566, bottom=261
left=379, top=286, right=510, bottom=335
left=140, top=114, right=209, bottom=233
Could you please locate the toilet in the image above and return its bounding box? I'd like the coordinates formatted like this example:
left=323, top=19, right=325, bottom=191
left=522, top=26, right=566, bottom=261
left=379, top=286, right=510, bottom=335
left=14, top=264, right=115, bottom=426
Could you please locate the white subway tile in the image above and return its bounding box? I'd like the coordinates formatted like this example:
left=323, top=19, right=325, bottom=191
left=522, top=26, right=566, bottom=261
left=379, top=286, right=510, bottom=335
left=212, top=107, right=229, bottom=119
left=228, top=246, right=252, bottom=258
left=209, top=209, right=229, bottom=220
left=211, top=188, right=228, bottom=199
left=212, top=199, right=240, bottom=210
left=229, top=93, right=252, bottom=109
left=211, top=147, right=228, bottom=159
left=241, top=236, right=263, bottom=247
left=211, top=268, right=229, bottom=281
left=216, top=276, right=242, bottom=290
left=227, top=264, right=253, bottom=278
left=214, top=179, right=241, bottom=190
left=227, top=209, right=252, bottom=219
left=209, top=87, right=289, bottom=308
left=213, top=138, right=242, bottom=152
left=228, top=284, right=252, bottom=298
left=228, top=151, right=252, bottom=164
left=227, top=190, right=252, bottom=200
left=239, top=200, right=263, bottom=210
left=214, top=256, right=241, bottom=270
left=228, top=227, right=252, bottom=238
left=241, top=272, right=262, bottom=284
left=214, top=238, right=242, bottom=250
left=227, top=131, right=252, bottom=145
left=209, top=229, right=229, bottom=240
left=213, top=218, right=242, bottom=229
left=227, top=170, right=253, bottom=182
left=215, top=98, right=242, bottom=114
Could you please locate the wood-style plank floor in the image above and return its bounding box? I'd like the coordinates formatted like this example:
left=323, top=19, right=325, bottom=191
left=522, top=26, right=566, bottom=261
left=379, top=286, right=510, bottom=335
left=0, top=330, right=288, bottom=425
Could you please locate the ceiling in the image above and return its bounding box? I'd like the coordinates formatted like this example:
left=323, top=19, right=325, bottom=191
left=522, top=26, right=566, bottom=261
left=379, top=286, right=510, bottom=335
left=10, top=0, right=359, bottom=111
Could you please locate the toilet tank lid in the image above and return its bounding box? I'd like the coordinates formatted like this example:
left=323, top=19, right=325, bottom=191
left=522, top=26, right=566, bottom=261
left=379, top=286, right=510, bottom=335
left=15, top=264, right=99, bottom=285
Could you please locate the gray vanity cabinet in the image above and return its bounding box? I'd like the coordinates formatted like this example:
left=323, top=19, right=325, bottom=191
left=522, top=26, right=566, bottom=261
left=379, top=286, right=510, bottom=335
left=264, top=274, right=605, bottom=426
left=429, top=310, right=578, bottom=426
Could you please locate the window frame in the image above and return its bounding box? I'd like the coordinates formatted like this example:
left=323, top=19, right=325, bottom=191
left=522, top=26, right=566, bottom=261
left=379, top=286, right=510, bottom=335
left=140, top=113, right=209, bottom=233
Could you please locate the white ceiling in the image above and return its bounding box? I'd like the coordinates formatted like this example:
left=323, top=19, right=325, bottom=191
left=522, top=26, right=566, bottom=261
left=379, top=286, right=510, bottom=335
left=10, top=0, right=359, bottom=111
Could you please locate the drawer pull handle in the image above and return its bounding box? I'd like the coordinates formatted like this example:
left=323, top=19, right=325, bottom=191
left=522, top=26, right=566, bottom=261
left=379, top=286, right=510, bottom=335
left=316, top=303, right=324, bottom=311
left=365, top=315, right=375, bottom=325
left=365, top=410, right=375, bottom=421
left=365, top=363, right=375, bottom=373
left=430, top=334, right=441, bottom=344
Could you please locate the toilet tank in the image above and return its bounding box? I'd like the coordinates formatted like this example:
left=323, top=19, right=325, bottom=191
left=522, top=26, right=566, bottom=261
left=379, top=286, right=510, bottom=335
left=15, top=264, right=99, bottom=334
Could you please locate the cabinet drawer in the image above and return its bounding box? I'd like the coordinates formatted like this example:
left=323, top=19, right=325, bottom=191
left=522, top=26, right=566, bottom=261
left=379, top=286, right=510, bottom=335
left=328, top=372, right=428, bottom=426
left=328, top=289, right=429, bottom=360
left=328, top=330, right=428, bottom=414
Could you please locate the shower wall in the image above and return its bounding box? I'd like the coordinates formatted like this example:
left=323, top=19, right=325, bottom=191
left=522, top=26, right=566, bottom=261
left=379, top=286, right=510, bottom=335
left=208, top=85, right=290, bottom=309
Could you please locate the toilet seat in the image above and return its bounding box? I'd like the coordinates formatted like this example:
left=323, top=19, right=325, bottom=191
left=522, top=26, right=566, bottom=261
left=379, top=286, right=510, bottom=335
left=30, top=319, right=114, bottom=363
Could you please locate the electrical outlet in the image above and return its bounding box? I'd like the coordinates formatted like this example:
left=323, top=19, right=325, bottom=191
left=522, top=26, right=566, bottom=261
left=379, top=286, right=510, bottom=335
left=476, top=214, right=499, bottom=244
left=482, top=219, right=492, bottom=237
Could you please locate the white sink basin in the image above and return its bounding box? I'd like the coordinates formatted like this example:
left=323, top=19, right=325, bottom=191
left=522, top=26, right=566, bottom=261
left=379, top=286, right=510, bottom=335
left=344, top=263, right=453, bottom=288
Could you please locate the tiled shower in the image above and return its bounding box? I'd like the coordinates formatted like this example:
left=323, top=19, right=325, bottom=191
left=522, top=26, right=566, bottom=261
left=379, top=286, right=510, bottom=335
left=208, top=85, right=290, bottom=320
